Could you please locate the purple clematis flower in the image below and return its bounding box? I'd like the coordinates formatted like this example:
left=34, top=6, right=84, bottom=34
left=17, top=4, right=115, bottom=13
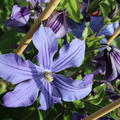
left=94, top=45, right=120, bottom=81
left=5, top=5, right=30, bottom=33
left=98, top=21, right=119, bottom=37
left=67, top=18, right=85, bottom=39
left=5, top=0, right=50, bottom=33
left=5, top=3, right=67, bottom=38
left=46, top=11, right=68, bottom=39
left=0, top=25, right=93, bottom=110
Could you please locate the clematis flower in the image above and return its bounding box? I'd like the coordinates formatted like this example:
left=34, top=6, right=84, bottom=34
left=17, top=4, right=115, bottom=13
left=67, top=18, right=86, bottom=39
left=5, top=0, right=50, bottom=33
left=5, top=5, right=30, bottom=33
left=5, top=2, right=67, bottom=38
left=94, top=45, right=120, bottom=81
left=0, top=25, right=93, bottom=110
left=46, top=11, right=68, bottom=39
left=90, top=16, right=119, bottom=36
left=98, top=21, right=119, bottom=37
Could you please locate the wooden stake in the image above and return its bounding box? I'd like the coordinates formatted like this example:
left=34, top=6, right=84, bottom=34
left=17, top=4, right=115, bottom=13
left=16, top=0, right=61, bottom=55
left=84, top=98, right=120, bottom=120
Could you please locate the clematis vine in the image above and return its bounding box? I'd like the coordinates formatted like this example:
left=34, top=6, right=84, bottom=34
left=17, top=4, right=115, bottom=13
left=0, top=25, right=93, bottom=110
left=94, top=45, right=120, bottom=81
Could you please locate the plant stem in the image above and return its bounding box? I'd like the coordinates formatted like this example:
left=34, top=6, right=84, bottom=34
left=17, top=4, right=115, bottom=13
left=16, top=0, right=61, bottom=55
left=84, top=98, right=120, bottom=120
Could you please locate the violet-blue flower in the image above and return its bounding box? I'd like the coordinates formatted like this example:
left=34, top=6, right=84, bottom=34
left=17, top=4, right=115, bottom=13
left=5, top=3, right=68, bottom=38
left=46, top=11, right=68, bottom=39
left=5, top=5, right=30, bottom=33
left=0, top=25, right=93, bottom=110
left=5, top=0, right=50, bottom=33
left=94, top=45, right=120, bottom=81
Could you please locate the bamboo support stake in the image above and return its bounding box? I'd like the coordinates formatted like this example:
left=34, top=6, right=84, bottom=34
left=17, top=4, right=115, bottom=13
left=84, top=98, right=120, bottom=120
left=16, top=0, right=61, bottom=55
left=108, top=27, right=120, bottom=44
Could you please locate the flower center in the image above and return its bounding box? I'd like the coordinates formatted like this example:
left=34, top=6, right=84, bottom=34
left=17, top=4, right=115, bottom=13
left=43, top=71, right=53, bottom=83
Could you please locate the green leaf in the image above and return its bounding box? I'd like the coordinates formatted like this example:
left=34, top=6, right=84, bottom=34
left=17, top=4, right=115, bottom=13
left=0, top=79, right=7, bottom=95
left=60, top=0, right=82, bottom=23
left=100, top=3, right=111, bottom=17
left=73, top=100, right=85, bottom=109
left=66, top=32, right=76, bottom=43
left=82, top=22, right=90, bottom=40
left=0, top=30, right=24, bottom=53
left=87, top=84, right=106, bottom=105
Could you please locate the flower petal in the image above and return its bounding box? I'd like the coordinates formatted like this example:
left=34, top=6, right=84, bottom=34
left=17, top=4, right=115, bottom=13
left=33, top=25, right=58, bottom=69
left=67, top=18, right=85, bottom=38
left=3, top=79, right=40, bottom=107
left=0, top=53, right=42, bottom=84
left=47, top=11, right=68, bottom=39
left=90, top=16, right=104, bottom=33
left=98, top=23, right=114, bottom=37
left=39, top=79, right=61, bottom=110
left=5, top=5, right=30, bottom=33
left=113, top=21, right=119, bottom=30
left=104, top=50, right=118, bottom=81
left=53, top=74, right=93, bottom=101
left=52, top=39, right=85, bottom=72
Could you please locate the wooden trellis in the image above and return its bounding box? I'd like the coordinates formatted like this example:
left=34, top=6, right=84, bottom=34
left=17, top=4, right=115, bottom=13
left=16, top=0, right=120, bottom=119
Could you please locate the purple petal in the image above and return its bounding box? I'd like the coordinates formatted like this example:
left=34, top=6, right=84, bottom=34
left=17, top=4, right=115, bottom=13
left=39, top=79, right=61, bottom=110
left=104, top=50, right=118, bottom=81
left=113, top=21, right=119, bottom=30
left=47, top=11, right=68, bottom=39
left=33, top=25, right=58, bottom=69
left=5, top=5, right=30, bottom=33
left=98, top=24, right=114, bottom=37
left=90, top=16, right=104, bottom=33
left=53, top=74, right=93, bottom=101
left=6, top=5, right=30, bottom=26
left=3, top=79, right=39, bottom=107
left=52, top=39, right=85, bottom=72
left=67, top=18, right=85, bottom=38
left=0, top=53, right=42, bottom=84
